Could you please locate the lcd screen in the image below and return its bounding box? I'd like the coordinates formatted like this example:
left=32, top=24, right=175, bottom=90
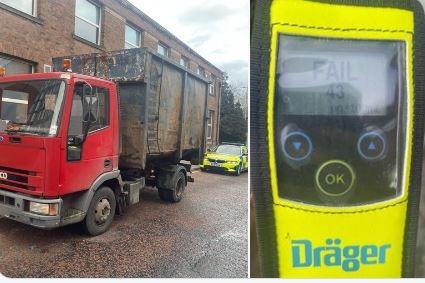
left=276, top=36, right=405, bottom=116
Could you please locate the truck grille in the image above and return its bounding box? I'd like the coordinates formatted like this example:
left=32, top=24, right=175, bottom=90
left=0, top=166, right=38, bottom=193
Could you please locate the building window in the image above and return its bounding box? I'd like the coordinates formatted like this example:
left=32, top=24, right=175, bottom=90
left=207, top=110, right=214, bottom=140
left=125, top=24, right=141, bottom=49
left=197, top=66, right=205, bottom=77
left=75, top=0, right=101, bottom=45
left=209, top=75, right=216, bottom=96
left=180, top=56, right=189, bottom=68
left=0, top=55, right=33, bottom=75
left=0, top=0, right=36, bottom=16
left=157, top=42, right=169, bottom=57
left=44, top=64, right=52, bottom=73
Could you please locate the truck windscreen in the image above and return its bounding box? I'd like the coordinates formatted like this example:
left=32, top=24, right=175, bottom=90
left=0, top=79, right=66, bottom=136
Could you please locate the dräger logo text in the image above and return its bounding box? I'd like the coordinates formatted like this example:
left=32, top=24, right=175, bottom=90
left=291, top=239, right=391, bottom=272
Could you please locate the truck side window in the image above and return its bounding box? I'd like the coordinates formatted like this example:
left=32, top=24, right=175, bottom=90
left=68, top=85, right=109, bottom=138
left=87, top=87, right=109, bottom=132
left=67, top=85, right=85, bottom=161
left=68, top=86, right=84, bottom=137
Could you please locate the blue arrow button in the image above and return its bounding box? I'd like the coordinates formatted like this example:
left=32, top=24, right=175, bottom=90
left=282, top=131, right=313, bottom=161
left=357, top=131, right=386, bottom=160
left=368, top=141, right=376, bottom=150
left=293, top=141, right=302, bottom=151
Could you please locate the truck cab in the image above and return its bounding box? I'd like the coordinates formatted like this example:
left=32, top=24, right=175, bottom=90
left=0, top=72, right=122, bottom=233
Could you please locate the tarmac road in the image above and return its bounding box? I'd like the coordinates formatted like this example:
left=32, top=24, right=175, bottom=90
left=0, top=171, right=248, bottom=278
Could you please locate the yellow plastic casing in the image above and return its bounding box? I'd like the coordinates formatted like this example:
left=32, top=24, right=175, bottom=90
left=268, top=0, right=414, bottom=278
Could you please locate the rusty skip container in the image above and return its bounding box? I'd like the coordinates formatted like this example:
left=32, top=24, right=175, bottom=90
left=52, top=48, right=209, bottom=176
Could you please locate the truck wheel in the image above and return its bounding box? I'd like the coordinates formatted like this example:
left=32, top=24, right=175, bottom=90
left=84, top=186, right=116, bottom=236
left=158, top=171, right=186, bottom=203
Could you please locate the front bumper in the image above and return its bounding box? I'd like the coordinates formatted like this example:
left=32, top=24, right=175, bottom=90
left=0, top=189, right=62, bottom=229
left=201, top=160, right=239, bottom=172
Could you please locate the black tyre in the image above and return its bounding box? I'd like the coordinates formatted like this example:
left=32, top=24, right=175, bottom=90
left=234, top=164, right=241, bottom=176
left=158, top=171, right=186, bottom=203
left=83, top=186, right=116, bottom=236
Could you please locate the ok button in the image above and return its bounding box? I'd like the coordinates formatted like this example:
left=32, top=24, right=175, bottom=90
left=315, top=160, right=355, bottom=197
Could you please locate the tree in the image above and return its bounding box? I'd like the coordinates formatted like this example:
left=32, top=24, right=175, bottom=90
left=219, top=75, right=247, bottom=144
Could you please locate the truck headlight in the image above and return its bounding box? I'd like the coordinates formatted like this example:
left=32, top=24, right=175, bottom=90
left=29, top=202, right=58, bottom=216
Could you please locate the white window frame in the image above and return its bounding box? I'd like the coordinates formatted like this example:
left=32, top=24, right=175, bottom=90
left=207, top=110, right=214, bottom=140
left=0, top=0, right=37, bottom=16
left=32, top=0, right=37, bottom=16
left=43, top=64, right=52, bottom=73
left=74, top=0, right=101, bottom=45
left=157, top=42, right=169, bottom=57
left=180, top=56, right=189, bottom=68
left=125, top=23, right=141, bottom=49
left=210, top=75, right=216, bottom=95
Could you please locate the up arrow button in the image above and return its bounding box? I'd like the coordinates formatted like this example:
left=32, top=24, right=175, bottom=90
left=368, top=141, right=376, bottom=150
left=357, top=131, right=386, bottom=160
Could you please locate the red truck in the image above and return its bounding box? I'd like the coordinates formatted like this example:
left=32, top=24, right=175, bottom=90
left=0, top=48, right=210, bottom=235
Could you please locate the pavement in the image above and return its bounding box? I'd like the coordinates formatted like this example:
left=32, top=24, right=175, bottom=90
left=0, top=171, right=248, bottom=278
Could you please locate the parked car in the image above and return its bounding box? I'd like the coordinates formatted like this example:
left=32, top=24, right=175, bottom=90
left=200, top=143, right=248, bottom=175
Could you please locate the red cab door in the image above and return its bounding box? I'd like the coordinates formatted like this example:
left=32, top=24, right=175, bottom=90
left=60, top=79, right=117, bottom=196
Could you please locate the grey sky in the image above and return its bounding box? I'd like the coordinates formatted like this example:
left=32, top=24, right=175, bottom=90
left=128, top=0, right=249, bottom=86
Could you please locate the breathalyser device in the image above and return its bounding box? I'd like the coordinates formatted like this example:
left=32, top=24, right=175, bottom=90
left=251, top=0, right=425, bottom=278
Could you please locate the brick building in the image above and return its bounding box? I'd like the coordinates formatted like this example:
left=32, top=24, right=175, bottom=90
left=0, top=0, right=223, bottom=146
